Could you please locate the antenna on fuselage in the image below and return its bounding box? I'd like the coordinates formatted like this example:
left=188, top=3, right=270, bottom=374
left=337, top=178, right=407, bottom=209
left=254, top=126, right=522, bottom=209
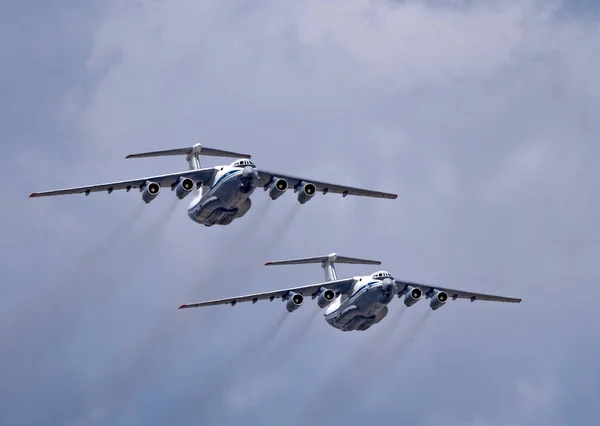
left=125, top=143, right=252, bottom=170
left=265, top=253, right=381, bottom=282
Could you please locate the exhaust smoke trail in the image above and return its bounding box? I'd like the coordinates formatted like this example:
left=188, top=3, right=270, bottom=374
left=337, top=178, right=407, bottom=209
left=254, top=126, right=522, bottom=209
left=52, top=199, right=180, bottom=348
left=288, top=322, right=382, bottom=426
left=364, top=307, right=431, bottom=376
left=124, top=199, right=316, bottom=424
left=218, top=200, right=274, bottom=279
left=247, top=194, right=274, bottom=226
left=230, top=202, right=301, bottom=280
left=290, top=307, right=433, bottom=426
left=379, top=308, right=433, bottom=363
left=343, top=308, right=435, bottom=417
left=193, top=311, right=290, bottom=423
left=42, top=201, right=145, bottom=300
left=390, top=302, right=408, bottom=327
left=0, top=201, right=146, bottom=343
left=231, top=204, right=301, bottom=287
left=146, top=310, right=291, bottom=426
left=110, top=197, right=278, bottom=369
left=106, top=200, right=299, bottom=422
left=361, top=304, right=408, bottom=370
left=166, top=204, right=305, bottom=411
left=105, top=194, right=287, bottom=414
left=276, top=306, right=321, bottom=362
left=240, top=310, right=289, bottom=360
left=209, top=306, right=320, bottom=425
left=229, top=195, right=273, bottom=253
left=73, top=200, right=178, bottom=303
left=68, top=201, right=146, bottom=278
left=261, top=204, right=300, bottom=254
left=102, top=199, right=277, bottom=402
left=339, top=305, right=409, bottom=378
left=105, top=201, right=295, bottom=394
left=258, top=310, right=290, bottom=347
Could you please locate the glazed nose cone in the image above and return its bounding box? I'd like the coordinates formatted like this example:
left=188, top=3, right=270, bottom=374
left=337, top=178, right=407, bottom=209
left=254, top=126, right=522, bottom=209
left=378, top=278, right=396, bottom=302
left=242, top=166, right=258, bottom=179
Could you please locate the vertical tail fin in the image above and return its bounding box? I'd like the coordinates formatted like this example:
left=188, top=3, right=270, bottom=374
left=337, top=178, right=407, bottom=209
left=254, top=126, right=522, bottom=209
left=265, top=253, right=381, bottom=282
left=125, top=143, right=251, bottom=170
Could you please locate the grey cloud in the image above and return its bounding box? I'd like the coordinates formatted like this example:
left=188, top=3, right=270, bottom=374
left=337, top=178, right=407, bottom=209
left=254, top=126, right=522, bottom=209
left=2, top=0, right=599, bottom=425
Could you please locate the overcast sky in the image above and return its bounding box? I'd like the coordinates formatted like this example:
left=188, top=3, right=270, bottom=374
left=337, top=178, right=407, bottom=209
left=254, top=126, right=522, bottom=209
left=2, top=0, right=599, bottom=425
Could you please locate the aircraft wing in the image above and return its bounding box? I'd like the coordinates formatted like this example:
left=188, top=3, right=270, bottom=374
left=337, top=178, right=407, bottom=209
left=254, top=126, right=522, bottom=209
left=179, top=277, right=356, bottom=309
left=28, top=167, right=217, bottom=198
left=256, top=169, right=398, bottom=199
left=395, top=280, right=522, bottom=303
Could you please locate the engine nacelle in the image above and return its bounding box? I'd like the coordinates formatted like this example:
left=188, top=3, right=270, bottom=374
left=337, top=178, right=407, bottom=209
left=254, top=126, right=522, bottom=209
left=174, top=177, right=194, bottom=199
left=296, top=181, right=316, bottom=204
left=267, top=177, right=288, bottom=200
left=429, top=290, right=448, bottom=310
left=403, top=286, right=422, bottom=307
left=285, top=292, right=303, bottom=312
left=316, top=288, right=336, bottom=308
left=141, top=181, right=160, bottom=203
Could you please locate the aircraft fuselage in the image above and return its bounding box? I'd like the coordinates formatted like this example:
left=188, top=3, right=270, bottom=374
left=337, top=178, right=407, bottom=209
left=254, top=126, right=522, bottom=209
left=324, top=276, right=396, bottom=332
left=187, top=164, right=259, bottom=226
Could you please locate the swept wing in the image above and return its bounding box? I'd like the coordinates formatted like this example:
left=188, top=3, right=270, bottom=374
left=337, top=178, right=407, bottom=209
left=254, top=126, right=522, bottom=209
left=257, top=169, right=397, bottom=199
left=29, top=168, right=217, bottom=198
left=179, top=277, right=356, bottom=309
left=395, top=280, right=521, bottom=303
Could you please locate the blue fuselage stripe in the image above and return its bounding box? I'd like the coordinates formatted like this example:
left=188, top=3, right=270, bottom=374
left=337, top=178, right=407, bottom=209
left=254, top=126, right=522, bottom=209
left=187, top=169, right=243, bottom=213
left=210, top=170, right=240, bottom=190
left=325, top=281, right=378, bottom=319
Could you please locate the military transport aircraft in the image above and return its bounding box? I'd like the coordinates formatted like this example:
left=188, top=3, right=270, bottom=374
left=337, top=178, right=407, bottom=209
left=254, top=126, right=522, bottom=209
left=29, top=144, right=397, bottom=226
left=178, top=253, right=522, bottom=331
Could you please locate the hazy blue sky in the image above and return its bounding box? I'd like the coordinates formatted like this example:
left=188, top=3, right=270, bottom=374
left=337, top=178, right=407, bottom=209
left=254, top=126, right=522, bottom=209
left=1, top=0, right=599, bottom=425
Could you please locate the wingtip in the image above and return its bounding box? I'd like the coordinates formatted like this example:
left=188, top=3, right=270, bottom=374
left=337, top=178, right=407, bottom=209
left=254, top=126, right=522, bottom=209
left=178, top=304, right=186, bottom=309
left=29, top=192, right=37, bottom=198
left=264, top=262, right=272, bottom=266
left=125, top=154, right=133, bottom=159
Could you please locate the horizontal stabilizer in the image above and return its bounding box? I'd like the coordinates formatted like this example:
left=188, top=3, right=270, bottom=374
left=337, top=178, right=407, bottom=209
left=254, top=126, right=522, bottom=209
left=265, top=253, right=381, bottom=266
left=125, top=143, right=251, bottom=160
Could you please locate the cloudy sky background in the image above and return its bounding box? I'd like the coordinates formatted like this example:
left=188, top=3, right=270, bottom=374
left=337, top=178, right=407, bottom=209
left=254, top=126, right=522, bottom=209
left=1, top=0, right=599, bottom=424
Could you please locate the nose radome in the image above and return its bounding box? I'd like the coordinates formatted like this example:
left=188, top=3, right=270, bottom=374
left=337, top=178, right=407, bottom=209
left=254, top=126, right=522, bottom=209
left=243, top=166, right=258, bottom=178
left=382, top=278, right=396, bottom=294
left=382, top=277, right=395, bottom=288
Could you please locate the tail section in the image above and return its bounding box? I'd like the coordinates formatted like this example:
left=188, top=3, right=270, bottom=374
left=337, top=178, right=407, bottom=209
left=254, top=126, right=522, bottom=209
left=125, top=143, right=251, bottom=170
left=265, top=253, right=381, bottom=282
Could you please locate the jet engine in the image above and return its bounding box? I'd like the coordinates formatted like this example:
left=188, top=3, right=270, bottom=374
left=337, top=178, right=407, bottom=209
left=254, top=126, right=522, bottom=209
left=296, top=181, right=316, bottom=204
left=429, top=290, right=448, bottom=310
left=403, top=286, right=422, bottom=307
left=174, top=177, right=194, bottom=199
left=316, top=288, right=336, bottom=308
left=266, top=177, right=288, bottom=200
left=141, top=181, right=160, bottom=203
left=285, top=292, right=303, bottom=312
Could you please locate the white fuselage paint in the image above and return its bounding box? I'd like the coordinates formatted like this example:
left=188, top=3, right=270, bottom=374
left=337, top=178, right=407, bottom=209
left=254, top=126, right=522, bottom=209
left=187, top=162, right=259, bottom=227
left=322, top=272, right=397, bottom=332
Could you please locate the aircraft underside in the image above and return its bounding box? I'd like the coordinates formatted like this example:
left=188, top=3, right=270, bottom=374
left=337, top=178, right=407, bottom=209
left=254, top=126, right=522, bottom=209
left=187, top=172, right=256, bottom=226
left=326, top=281, right=395, bottom=331
left=189, top=196, right=252, bottom=226
left=328, top=303, right=389, bottom=332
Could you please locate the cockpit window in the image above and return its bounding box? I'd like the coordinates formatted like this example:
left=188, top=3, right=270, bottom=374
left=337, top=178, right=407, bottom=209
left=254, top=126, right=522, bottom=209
left=233, top=159, right=256, bottom=168
left=373, top=271, right=392, bottom=279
